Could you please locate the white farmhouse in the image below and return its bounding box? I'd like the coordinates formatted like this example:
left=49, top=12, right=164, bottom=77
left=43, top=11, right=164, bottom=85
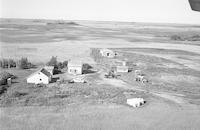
left=100, top=48, right=116, bottom=58
left=68, top=60, right=83, bottom=75
left=27, top=68, right=52, bottom=84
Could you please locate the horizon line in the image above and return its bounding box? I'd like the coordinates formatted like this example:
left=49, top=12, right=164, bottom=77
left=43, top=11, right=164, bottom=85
left=1, top=17, right=200, bottom=26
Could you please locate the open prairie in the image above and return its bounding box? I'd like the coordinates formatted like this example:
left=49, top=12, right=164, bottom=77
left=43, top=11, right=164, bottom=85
left=0, top=19, right=200, bottom=130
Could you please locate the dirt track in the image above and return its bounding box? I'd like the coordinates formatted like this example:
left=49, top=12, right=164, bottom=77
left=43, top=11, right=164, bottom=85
left=98, top=69, right=196, bottom=108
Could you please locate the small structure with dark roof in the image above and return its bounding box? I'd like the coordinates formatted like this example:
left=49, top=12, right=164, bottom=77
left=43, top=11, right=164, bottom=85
left=27, top=68, right=52, bottom=84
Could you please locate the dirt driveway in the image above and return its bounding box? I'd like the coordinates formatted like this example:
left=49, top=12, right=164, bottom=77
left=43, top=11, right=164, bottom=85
left=97, top=69, right=198, bottom=109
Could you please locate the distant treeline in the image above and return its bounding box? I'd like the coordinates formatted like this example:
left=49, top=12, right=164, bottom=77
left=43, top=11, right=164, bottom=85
left=0, top=56, right=69, bottom=70
left=47, top=56, right=68, bottom=69
left=0, top=57, right=33, bottom=69
left=46, top=21, right=79, bottom=26
left=171, top=34, right=200, bottom=41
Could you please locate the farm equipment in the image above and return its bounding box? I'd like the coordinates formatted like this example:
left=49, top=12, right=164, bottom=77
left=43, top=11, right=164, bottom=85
left=68, top=75, right=87, bottom=83
left=104, top=70, right=120, bottom=79
left=134, top=70, right=149, bottom=83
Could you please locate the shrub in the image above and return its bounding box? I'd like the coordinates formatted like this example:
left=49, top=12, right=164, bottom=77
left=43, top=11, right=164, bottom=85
left=170, top=35, right=182, bottom=41
left=0, top=71, right=13, bottom=85
left=8, top=59, right=16, bottom=68
left=53, top=65, right=61, bottom=75
left=0, top=85, right=7, bottom=94
left=170, top=34, right=200, bottom=41
left=0, top=60, right=2, bottom=68
left=67, top=22, right=79, bottom=26
left=11, top=91, right=28, bottom=98
left=57, top=62, right=64, bottom=69
left=62, top=61, right=68, bottom=67
left=83, top=63, right=92, bottom=70
left=189, top=35, right=200, bottom=41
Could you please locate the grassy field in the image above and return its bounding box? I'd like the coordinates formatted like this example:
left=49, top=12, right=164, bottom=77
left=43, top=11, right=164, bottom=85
left=0, top=18, right=200, bottom=130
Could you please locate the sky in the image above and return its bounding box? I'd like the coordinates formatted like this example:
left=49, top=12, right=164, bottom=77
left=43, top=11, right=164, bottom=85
left=0, top=0, right=200, bottom=24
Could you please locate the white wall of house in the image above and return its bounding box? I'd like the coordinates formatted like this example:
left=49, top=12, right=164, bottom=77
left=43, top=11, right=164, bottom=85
left=116, top=66, right=129, bottom=73
left=68, top=66, right=82, bottom=75
left=27, top=72, right=50, bottom=84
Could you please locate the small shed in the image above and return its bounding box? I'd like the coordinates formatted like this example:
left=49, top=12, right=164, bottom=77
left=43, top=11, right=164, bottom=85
left=116, top=66, right=129, bottom=73
left=0, top=71, right=13, bottom=85
left=100, top=48, right=116, bottom=58
left=27, top=68, right=52, bottom=84
left=68, top=61, right=83, bottom=75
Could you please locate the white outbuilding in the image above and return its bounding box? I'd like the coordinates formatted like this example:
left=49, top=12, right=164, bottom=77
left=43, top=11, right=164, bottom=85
left=115, top=60, right=129, bottom=73
left=27, top=68, right=52, bottom=84
left=127, top=98, right=145, bottom=107
left=68, top=60, right=83, bottom=75
left=100, top=48, right=116, bottom=58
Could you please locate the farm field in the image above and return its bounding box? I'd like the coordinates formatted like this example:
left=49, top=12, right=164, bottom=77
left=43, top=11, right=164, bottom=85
left=0, top=18, right=200, bottom=130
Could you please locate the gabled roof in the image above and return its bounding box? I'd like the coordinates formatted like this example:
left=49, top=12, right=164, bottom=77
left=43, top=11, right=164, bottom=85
left=44, top=66, right=54, bottom=70
left=40, top=68, right=51, bottom=77
left=27, top=68, right=52, bottom=79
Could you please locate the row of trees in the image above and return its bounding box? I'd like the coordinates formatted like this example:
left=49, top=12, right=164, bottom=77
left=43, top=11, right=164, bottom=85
left=0, top=57, right=33, bottom=69
left=1, top=56, right=68, bottom=70
left=90, top=48, right=103, bottom=63
left=47, top=56, right=68, bottom=69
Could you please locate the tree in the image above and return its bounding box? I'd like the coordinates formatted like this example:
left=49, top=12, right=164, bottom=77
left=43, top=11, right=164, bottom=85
left=8, top=59, right=16, bottom=68
left=0, top=60, right=2, bottom=68
left=18, top=57, right=29, bottom=69
left=57, top=62, right=64, bottom=69
left=47, top=56, right=57, bottom=66
left=2, top=59, right=9, bottom=68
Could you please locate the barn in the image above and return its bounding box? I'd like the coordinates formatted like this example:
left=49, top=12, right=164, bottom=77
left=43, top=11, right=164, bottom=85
left=68, top=61, right=83, bottom=75
left=27, top=68, right=52, bottom=84
left=100, top=48, right=116, bottom=58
